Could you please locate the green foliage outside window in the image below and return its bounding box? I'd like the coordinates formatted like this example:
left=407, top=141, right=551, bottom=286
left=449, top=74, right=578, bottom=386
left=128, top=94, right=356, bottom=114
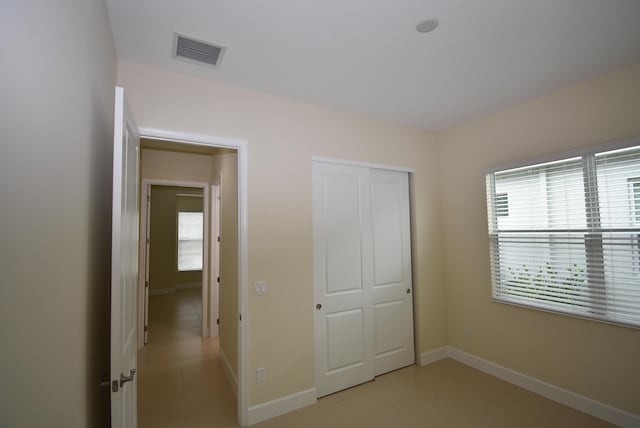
left=506, top=262, right=586, bottom=306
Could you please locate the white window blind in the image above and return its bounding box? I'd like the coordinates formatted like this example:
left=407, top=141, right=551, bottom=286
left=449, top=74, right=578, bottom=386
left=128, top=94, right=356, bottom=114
left=486, top=143, right=640, bottom=328
left=630, top=178, right=640, bottom=224
left=177, top=211, right=203, bottom=271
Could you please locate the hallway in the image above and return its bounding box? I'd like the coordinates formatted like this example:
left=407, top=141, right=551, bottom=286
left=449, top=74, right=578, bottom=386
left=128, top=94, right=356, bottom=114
left=137, top=288, right=237, bottom=428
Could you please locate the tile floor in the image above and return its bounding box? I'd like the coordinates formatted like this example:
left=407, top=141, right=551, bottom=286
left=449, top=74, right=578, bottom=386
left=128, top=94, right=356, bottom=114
left=254, top=360, right=612, bottom=428
left=138, top=289, right=612, bottom=428
left=138, top=288, right=237, bottom=428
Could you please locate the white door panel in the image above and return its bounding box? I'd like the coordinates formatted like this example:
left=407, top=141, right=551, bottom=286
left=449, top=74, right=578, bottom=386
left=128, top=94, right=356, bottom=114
left=326, top=308, right=365, bottom=372
left=324, top=173, right=365, bottom=293
left=371, top=179, right=404, bottom=286
left=370, top=169, right=415, bottom=376
left=313, top=162, right=374, bottom=397
left=110, top=87, right=140, bottom=428
left=374, top=300, right=406, bottom=355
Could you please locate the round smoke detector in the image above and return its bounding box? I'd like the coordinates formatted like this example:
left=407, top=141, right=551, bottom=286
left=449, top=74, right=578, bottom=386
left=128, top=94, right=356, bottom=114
left=416, top=18, right=439, bottom=34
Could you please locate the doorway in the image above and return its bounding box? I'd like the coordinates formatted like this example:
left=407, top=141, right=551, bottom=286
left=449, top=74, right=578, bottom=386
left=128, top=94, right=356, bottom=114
left=141, top=183, right=209, bottom=345
left=135, top=133, right=247, bottom=426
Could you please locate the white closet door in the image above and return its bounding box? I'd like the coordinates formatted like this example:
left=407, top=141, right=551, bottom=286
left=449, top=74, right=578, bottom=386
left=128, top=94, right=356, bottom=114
left=370, top=169, right=415, bottom=375
left=313, top=162, right=375, bottom=397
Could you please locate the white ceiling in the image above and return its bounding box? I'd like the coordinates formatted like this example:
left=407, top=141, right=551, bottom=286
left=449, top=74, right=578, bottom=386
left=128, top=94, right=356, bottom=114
left=106, top=0, right=640, bottom=130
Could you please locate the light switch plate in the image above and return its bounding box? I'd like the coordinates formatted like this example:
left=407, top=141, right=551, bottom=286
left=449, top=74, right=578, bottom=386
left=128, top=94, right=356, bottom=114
left=256, top=367, right=265, bottom=383
left=253, top=280, right=268, bottom=295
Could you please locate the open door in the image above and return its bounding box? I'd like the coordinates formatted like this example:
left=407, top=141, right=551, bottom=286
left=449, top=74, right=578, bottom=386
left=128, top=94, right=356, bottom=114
left=110, top=86, right=140, bottom=427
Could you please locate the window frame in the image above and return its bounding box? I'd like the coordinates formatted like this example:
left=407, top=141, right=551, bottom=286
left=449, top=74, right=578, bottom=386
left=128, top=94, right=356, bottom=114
left=485, top=136, right=640, bottom=329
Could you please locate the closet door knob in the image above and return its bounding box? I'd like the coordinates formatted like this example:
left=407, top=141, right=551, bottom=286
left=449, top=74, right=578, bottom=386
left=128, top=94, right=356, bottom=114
left=316, top=303, right=322, bottom=310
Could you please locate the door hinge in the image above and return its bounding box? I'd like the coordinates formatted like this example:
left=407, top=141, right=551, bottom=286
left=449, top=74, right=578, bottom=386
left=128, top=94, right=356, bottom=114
left=217, top=236, right=221, bottom=242
left=239, top=313, right=242, bottom=321
left=217, top=276, right=220, bottom=283
left=217, top=318, right=220, bottom=325
left=145, top=281, right=149, bottom=288
left=144, top=325, right=148, bottom=332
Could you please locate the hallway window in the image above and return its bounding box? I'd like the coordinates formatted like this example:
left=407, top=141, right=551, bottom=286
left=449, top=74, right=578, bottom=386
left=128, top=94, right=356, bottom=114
left=177, top=211, right=203, bottom=271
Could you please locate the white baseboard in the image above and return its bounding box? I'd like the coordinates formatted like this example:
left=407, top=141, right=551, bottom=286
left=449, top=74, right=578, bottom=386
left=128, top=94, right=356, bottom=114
left=219, top=347, right=238, bottom=397
left=248, top=388, right=317, bottom=426
left=418, top=346, right=449, bottom=366
left=420, top=346, right=639, bottom=427
left=176, top=282, right=202, bottom=290
left=149, top=288, right=175, bottom=296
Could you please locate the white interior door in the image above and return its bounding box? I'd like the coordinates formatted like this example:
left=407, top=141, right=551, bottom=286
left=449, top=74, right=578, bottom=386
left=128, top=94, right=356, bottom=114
left=110, top=87, right=140, bottom=428
left=370, top=169, right=415, bottom=375
left=313, top=162, right=375, bottom=397
left=313, top=162, right=414, bottom=397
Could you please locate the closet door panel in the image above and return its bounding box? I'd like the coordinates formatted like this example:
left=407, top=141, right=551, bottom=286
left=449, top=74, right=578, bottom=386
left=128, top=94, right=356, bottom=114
left=370, top=169, right=415, bottom=375
left=313, top=162, right=374, bottom=397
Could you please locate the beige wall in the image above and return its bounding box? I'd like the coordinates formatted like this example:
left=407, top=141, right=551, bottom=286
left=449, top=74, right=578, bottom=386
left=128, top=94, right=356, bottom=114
left=212, top=153, right=240, bottom=377
left=118, top=61, right=445, bottom=405
left=141, top=147, right=214, bottom=182
left=438, top=63, right=640, bottom=414
left=0, top=0, right=117, bottom=426
left=149, top=186, right=203, bottom=291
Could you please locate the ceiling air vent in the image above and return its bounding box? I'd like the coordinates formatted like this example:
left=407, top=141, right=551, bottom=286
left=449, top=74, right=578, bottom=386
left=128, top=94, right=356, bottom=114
left=173, top=33, right=226, bottom=69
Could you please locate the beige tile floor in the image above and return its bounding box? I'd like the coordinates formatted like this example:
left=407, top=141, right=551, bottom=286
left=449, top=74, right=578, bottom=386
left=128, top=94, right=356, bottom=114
left=138, top=288, right=237, bottom=428
left=139, top=289, right=612, bottom=428
left=255, top=360, right=613, bottom=428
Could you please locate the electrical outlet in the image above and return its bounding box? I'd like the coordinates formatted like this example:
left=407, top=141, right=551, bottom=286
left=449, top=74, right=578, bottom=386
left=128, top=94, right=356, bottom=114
left=463, top=326, right=471, bottom=337
left=256, top=367, right=265, bottom=384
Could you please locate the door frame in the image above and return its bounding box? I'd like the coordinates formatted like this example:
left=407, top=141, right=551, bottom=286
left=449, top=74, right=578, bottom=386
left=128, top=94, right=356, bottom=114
left=210, top=181, right=221, bottom=338
left=312, top=156, right=414, bottom=173
left=140, top=127, right=249, bottom=427
left=138, top=179, right=211, bottom=346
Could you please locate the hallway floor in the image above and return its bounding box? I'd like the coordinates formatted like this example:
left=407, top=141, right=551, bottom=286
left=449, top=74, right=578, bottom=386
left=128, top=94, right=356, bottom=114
left=138, top=288, right=237, bottom=428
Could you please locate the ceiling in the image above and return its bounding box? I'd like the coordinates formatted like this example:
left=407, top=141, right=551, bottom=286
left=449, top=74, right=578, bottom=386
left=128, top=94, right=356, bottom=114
left=106, top=0, right=640, bottom=130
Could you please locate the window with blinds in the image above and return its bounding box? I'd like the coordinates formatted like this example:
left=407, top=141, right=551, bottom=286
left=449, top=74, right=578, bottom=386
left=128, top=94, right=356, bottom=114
left=486, top=142, right=640, bottom=328
left=177, top=211, right=204, bottom=271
